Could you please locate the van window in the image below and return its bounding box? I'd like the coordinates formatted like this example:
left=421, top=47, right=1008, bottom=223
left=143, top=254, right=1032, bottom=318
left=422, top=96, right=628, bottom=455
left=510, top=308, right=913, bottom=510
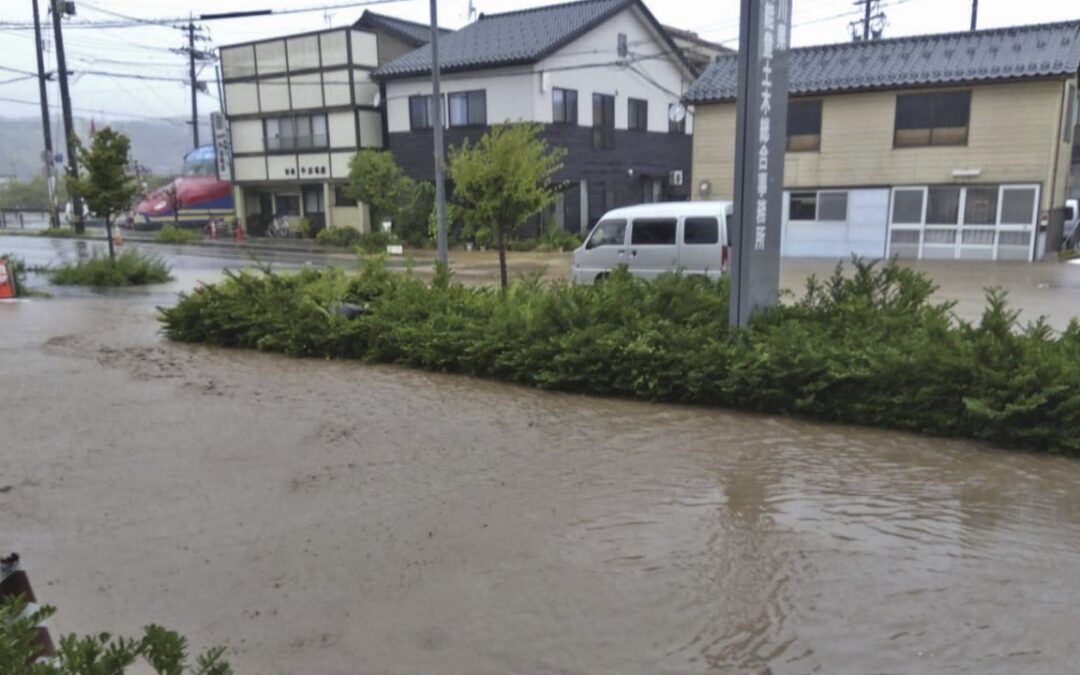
left=684, top=217, right=719, bottom=244
left=1067, top=205, right=1076, bottom=222
left=586, top=219, right=626, bottom=249
left=631, top=218, right=676, bottom=245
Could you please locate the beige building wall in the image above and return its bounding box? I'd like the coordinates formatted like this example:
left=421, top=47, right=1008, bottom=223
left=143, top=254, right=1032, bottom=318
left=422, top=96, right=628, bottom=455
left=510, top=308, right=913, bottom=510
left=692, top=78, right=1077, bottom=212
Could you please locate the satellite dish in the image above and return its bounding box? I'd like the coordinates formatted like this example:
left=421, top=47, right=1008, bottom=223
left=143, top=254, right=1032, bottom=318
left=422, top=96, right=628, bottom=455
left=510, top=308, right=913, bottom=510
left=372, top=90, right=382, bottom=107
left=668, top=103, right=687, bottom=123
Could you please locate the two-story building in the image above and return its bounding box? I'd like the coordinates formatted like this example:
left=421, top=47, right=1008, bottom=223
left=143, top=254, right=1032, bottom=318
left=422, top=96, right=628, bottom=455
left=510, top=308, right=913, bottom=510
left=687, top=21, right=1080, bottom=261
left=219, top=13, right=443, bottom=234
left=373, top=0, right=700, bottom=234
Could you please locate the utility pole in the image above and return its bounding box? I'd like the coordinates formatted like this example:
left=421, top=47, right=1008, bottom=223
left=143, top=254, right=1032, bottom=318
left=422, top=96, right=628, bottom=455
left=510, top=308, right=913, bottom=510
left=970, top=0, right=978, bottom=31
left=862, top=0, right=871, bottom=40
left=430, top=0, right=448, bottom=265
left=188, top=18, right=199, bottom=148
left=850, top=0, right=885, bottom=42
left=50, top=0, right=83, bottom=233
left=31, top=0, right=59, bottom=228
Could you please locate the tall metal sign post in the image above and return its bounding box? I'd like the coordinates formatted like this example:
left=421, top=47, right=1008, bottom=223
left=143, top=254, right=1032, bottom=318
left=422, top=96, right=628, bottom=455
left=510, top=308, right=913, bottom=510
left=730, top=0, right=792, bottom=328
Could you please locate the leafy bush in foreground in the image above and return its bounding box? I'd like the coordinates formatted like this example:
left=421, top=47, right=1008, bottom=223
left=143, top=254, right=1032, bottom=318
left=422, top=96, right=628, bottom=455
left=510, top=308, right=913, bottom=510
left=0, top=595, right=231, bottom=674
left=159, top=259, right=1080, bottom=454
left=51, top=250, right=172, bottom=286
left=155, top=224, right=202, bottom=244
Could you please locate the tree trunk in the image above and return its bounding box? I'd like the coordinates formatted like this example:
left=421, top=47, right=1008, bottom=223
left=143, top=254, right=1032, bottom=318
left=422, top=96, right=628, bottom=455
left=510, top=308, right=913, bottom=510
left=496, top=224, right=508, bottom=290
left=105, top=216, right=115, bottom=260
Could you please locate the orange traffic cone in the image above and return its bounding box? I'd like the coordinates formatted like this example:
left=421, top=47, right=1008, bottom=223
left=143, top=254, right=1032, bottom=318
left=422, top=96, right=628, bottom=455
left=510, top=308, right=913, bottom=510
left=0, top=258, right=15, bottom=299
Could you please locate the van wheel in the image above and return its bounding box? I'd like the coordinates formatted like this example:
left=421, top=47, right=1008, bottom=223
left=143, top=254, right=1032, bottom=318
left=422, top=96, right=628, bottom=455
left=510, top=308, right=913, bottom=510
left=594, top=272, right=609, bottom=283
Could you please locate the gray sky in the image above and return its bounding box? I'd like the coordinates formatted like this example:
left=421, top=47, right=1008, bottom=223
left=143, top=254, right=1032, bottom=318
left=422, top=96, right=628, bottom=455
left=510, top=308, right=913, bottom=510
left=0, top=0, right=1076, bottom=122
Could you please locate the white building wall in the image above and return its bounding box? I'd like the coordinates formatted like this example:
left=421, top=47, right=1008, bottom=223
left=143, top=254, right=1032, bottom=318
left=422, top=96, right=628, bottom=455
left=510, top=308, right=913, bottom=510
left=290, top=72, right=323, bottom=109
left=259, top=76, right=290, bottom=112
left=231, top=119, right=264, bottom=153
left=328, top=111, right=356, bottom=147
left=320, top=31, right=349, bottom=67
left=383, top=6, right=693, bottom=136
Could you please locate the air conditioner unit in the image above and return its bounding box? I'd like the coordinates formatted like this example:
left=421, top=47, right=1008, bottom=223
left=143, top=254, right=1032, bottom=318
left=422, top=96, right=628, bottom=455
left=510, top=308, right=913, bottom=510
left=669, top=170, right=684, bottom=187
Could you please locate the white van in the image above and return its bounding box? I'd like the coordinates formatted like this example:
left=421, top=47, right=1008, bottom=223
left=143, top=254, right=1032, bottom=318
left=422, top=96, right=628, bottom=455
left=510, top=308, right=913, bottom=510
left=1064, top=199, right=1080, bottom=250
left=571, top=201, right=733, bottom=284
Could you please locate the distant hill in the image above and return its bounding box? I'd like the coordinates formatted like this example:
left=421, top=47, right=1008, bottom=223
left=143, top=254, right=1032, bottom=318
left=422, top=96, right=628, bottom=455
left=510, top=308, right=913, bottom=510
left=0, top=116, right=212, bottom=180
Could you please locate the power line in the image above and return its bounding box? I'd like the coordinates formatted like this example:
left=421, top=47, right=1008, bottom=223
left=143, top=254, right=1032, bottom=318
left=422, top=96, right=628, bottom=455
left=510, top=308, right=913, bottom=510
left=0, top=94, right=190, bottom=123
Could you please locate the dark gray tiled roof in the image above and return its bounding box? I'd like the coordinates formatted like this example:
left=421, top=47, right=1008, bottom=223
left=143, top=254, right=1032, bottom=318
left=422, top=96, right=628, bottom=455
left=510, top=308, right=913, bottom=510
left=685, top=20, right=1080, bottom=103
left=373, top=0, right=691, bottom=79
left=354, top=11, right=450, bottom=47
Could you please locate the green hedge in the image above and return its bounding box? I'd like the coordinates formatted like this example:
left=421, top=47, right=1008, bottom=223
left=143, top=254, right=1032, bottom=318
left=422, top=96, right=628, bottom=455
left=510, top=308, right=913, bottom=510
left=51, top=250, right=172, bottom=286
left=154, top=224, right=202, bottom=244
left=159, top=259, right=1080, bottom=454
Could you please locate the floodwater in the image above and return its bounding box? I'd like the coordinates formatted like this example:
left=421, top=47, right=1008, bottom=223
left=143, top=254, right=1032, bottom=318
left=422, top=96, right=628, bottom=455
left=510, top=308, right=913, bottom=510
left=3, top=244, right=1080, bottom=674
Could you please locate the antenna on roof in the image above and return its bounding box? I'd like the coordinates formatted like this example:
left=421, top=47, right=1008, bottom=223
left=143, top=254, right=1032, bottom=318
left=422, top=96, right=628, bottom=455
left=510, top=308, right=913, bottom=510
left=467, top=0, right=477, bottom=22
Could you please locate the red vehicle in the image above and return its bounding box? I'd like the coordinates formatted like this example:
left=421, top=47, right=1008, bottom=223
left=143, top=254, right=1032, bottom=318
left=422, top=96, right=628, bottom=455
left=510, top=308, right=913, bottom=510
left=133, top=145, right=233, bottom=230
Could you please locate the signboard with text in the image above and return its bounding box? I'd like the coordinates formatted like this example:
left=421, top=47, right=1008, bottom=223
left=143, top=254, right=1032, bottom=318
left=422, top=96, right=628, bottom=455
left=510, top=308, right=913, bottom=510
left=730, top=0, right=792, bottom=327
left=211, top=112, right=232, bottom=183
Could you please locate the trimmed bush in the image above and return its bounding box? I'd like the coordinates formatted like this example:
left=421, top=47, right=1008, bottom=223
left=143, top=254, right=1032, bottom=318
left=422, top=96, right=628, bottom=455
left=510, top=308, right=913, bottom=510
left=159, top=259, right=1080, bottom=454
left=51, top=250, right=173, bottom=287
left=357, top=231, right=394, bottom=254
left=316, top=227, right=362, bottom=248
left=37, top=227, right=79, bottom=238
left=155, top=224, right=202, bottom=244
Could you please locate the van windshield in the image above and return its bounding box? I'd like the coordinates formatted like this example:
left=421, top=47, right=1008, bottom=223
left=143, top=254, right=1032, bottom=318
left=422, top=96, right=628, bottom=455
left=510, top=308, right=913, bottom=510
left=1067, top=206, right=1076, bottom=222
left=586, top=219, right=626, bottom=249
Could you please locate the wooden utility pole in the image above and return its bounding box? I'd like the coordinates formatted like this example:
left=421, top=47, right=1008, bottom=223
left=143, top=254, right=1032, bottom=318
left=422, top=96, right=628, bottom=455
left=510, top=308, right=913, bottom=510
left=188, top=19, right=199, bottom=148
left=970, top=0, right=978, bottom=31
left=50, top=0, right=83, bottom=232
left=430, top=0, right=447, bottom=265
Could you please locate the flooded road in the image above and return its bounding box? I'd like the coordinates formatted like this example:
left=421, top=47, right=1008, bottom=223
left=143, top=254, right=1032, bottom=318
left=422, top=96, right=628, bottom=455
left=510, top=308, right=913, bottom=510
left=3, top=243, right=1080, bottom=673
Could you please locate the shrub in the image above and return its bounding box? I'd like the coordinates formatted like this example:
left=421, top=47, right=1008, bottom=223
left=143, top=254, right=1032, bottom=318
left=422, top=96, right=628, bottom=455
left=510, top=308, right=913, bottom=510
left=155, top=224, right=202, bottom=244
left=158, top=259, right=1080, bottom=454
left=1, top=595, right=232, bottom=674
left=51, top=250, right=173, bottom=286
left=2, top=253, right=26, bottom=297
left=37, top=227, right=79, bottom=238
left=316, top=227, right=361, bottom=248
left=357, top=230, right=394, bottom=255
left=538, top=224, right=582, bottom=252
left=395, top=182, right=435, bottom=247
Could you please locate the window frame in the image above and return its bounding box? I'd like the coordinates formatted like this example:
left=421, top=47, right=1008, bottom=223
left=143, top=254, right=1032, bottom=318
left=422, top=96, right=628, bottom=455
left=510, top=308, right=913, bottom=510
left=630, top=218, right=677, bottom=246
left=448, top=90, right=487, bottom=128
left=787, top=99, right=822, bottom=152
left=893, top=90, right=972, bottom=148
left=553, top=87, right=578, bottom=125
left=263, top=113, right=328, bottom=152
left=683, top=217, right=719, bottom=245
left=628, top=97, right=648, bottom=132
left=585, top=218, right=627, bottom=249
left=592, top=93, right=615, bottom=151
left=409, top=94, right=432, bottom=131
left=788, top=191, right=818, bottom=221
left=668, top=103, right=685, bottom=134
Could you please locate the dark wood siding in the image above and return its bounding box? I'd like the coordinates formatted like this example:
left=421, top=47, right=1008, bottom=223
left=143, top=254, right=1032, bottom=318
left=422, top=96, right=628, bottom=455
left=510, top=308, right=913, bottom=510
left=387, top=125, right=692, bottom=231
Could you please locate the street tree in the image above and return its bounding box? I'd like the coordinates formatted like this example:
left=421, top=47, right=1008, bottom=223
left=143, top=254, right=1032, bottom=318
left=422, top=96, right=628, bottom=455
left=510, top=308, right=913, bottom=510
left=447, top=123, right=565, bottom=288
left=69, top=128, right=138, bottom=260
left=345, top=150, right=413, bottom=230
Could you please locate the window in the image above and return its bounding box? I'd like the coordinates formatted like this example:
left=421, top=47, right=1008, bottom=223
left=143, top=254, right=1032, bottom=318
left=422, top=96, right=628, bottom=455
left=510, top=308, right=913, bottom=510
left=926, top=187, right=961, bottom=224
left=448, top=90, right=486, bottom=127
left=1065, top=83, right=1077, bottom=143
left=275, top=194, right=300, bottom=216
left=617, top=33, right=628, bottom=58
left=789, top=192, right=817, bottom=220
left=787, top=100, right=822, bottom=151
left=1000, top=187, right=1037, bottom=224
left=818, top=192, right=847, bottom=221
left=684, top=217, right=719, bottom=245
left=668, top=103, right=685, bottom=134
left=963, top=188, right=998, bottom=225
left=409, top=95, right=432, bottom=130
left=264, top=114, right=328, bottom=151
left=628, top=98, right=648, bottom=132
left=586, top=218, right=626, bottom=248
left=892, top=189, right=924, bottom=224
left=1067, top=204, right=1076, bottom=222
left=631, top=218, right=676, bottom=245
left=894, top=90, right=971, bottom=147
left=553, top=88, right=577, bottom=124
left=334, top=186, right=354, bottom=207
left=592, top=93, right=615, bottom=150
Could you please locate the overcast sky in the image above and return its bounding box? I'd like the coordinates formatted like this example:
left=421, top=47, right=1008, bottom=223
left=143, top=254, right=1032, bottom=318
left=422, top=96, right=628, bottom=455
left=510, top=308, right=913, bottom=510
left=0, top=0, right=1076, bottom=122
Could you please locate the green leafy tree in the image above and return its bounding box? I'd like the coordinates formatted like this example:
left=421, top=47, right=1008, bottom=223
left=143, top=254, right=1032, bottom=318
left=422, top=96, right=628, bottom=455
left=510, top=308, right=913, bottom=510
left=447, top=123, right=565, bottom=288
left=69, top=128, right=138, bottom=260
left=345, top=150, right=413, bottom=231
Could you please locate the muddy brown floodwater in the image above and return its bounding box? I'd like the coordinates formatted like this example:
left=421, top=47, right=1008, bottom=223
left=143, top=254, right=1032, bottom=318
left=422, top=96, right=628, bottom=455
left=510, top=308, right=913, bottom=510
left=4, top=289, right=1080, bottom=674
